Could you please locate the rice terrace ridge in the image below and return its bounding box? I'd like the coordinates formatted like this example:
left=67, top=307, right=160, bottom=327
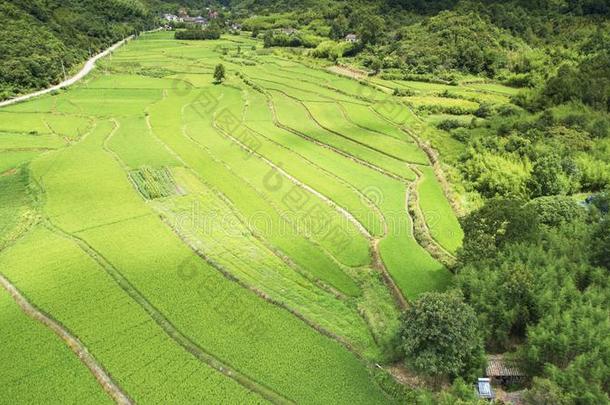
left=0, top=1, right=609, bottom=404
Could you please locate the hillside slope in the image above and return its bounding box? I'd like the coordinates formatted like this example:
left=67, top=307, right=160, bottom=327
left=0, top=0, right=154, bottom=99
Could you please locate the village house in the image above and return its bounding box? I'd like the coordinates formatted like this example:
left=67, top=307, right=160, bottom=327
left=279, top=28, right=298, bottom=35
left=182, top=15, right=208, bottom=25
left=193, top=16, right=208, bottom=25
left=486, top=354, right=525, bottom=386
left=345, top=33, right=358, bottom=43
left=163, top=13, right=180, bottom=22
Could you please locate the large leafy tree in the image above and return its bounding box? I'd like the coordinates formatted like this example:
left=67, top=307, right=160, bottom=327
left=399, top=291, right=485, bottom=380
left=356, top=12, right=384, bottom=46
left=528, top=153, right=572, bottom=197
left=457, top=198, right=539, bottom=264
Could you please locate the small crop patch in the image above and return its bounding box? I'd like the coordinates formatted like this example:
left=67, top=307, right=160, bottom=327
left=129, top=166, right=182, bottom=199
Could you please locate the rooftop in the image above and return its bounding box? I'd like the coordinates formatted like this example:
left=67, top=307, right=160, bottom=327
left=486, top=355, right=524, bottom=378
left=477, top=378, right=494, bottom=399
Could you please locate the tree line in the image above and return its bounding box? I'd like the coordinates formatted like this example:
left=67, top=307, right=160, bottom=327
left=0, top=0, right=156, bottom=100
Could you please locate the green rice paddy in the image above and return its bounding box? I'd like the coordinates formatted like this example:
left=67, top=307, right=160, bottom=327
left=0, top=31, right=478, bottom=403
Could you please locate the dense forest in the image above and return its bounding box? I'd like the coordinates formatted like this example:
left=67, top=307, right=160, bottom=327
left=0, top=0, right=156, bottom=99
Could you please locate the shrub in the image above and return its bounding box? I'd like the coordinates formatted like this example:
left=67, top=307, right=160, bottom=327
left=525, top=196, right=586, bottom=227
left=588, top=118, right=609, bottom=138
left=175, top=27, right=221, bottom=40
left=437, top=119, right=464, bottom=131
left=400, top=291, right=484, bottom=380
left=503, top=73, right=537, bottom=88
left=474, top=102, right=493, bottom=118
left=451, top=128, right=471, bottom=142
left=393, top=88, right=416, bottom=97
left=496, top=104, right=521, bottom=116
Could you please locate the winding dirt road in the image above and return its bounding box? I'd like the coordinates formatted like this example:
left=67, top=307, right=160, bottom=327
left=0, top=36, right=134, bottom=109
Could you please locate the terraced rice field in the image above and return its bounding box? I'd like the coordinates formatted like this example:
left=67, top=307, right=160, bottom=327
left=0, top=31, right=476, bottom=403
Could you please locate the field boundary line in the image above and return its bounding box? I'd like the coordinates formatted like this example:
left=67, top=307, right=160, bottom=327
left=37, top=121, right=293, bottom=404
left=371, top=238, right=408, bottom=310
left=261, top=88, right=413, bottom=308
left=177, top=110, right=378, bottom=353
left=300, top=99, right=423, bottom=164
left=273, top=66, right=380, bottom=104
left=245, top=74, right=366, bottom=105
left=264, top=90, right=406, bottom=182
left=160, top=215, right=366, bottom=359
left=369, top=104, right=464, bottom=216
left=289, top=59, right=463, bottom=217
left=406, top=165, right=456, bottom=267
left=241, top=87, right=407, bottom=311
left=188, top=172, right=348, bottom=299
left=146, top=95, right=345, bottom=297
left=181, top=115, right=362, bottom=273
left=212, top=112, right=372, bottom=239
left=149, top=96, right=359, bottom=301
left=45, top=220, right=294, bottom=405
left=0, top=273, right=133, bottom=405
left=217, top=94, right=410, bottom=323
left=400, top=125, right=464, bottom=216
left=268, top=86, right=422, bottom=166
left=242, top=122, right=388, bottom=237
left=336, top=102, right=415, bottom=144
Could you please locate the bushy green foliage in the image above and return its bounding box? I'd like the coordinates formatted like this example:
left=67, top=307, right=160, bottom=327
left=262, top=30, right=323, bottom=48
left=394, top=11, right=520, bottom=76
left=525, top=195, right=586, bottom=226
left=0, top=0, right=154, bottom=99
left=399, top=291, right=485, bottom=379
left=457, top=198, right=539, bottom=263
left=538, top=52, right=610, bottom=112
left=175, top=26, right=221, bottom=40
left=213, top=63, right=226, bottom=82
left=455, top=198, right=610, bottom=401
left=446, top=103, right=610, bottom=199
left=310, top=40, right=355, bottom=60
left=591, top=216, right=610, bottom=269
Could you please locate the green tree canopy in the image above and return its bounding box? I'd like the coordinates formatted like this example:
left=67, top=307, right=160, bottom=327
left=399, top=291, right=484, bottom=380
left=213, top=63, right=226, bottom=83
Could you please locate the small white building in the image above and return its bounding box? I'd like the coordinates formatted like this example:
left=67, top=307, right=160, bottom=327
left=193, top=16, right=207, bottom=25
left=345, top=34, right=358, bottom=43
left=476, top=378, right=494, bottom=401
left=163, top=14, right=179, bottom=22
left=279, top=28, right=298, bottom=36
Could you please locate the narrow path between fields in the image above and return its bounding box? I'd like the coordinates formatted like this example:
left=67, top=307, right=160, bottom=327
left=264, top=90, right=405, bottom=182
left=257, top=85, right=409, bottom=310
left=149, top=94, right=367, bottom=330
left=212, top=114, right=372, bottom=239
left=46, top=219, right=294, bottom=405
left=406, top=165, right=456, bottom=267
left=33, top=120, right=293, bottom=405
left=0, top=273, right=133, bottom=405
